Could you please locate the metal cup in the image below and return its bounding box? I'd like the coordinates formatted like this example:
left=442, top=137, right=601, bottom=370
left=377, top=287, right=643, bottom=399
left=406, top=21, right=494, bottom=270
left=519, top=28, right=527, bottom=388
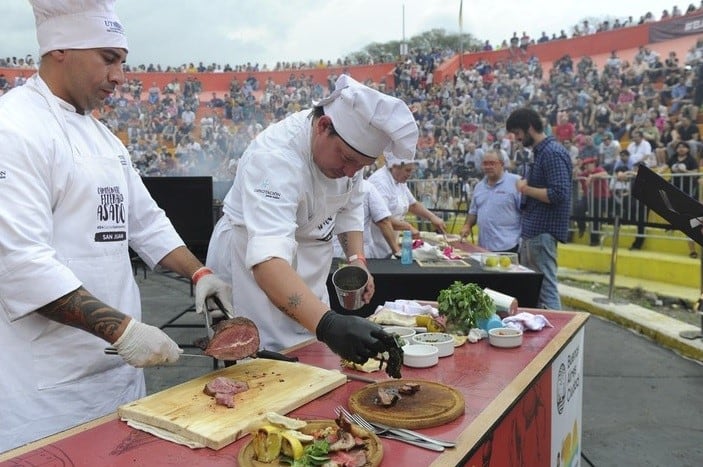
left=331, top=265, right=369, bottom=310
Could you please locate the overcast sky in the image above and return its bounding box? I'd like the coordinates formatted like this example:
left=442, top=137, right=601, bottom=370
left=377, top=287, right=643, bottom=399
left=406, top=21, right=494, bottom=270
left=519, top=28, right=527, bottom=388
left=0, top=1, right=680, bottom=68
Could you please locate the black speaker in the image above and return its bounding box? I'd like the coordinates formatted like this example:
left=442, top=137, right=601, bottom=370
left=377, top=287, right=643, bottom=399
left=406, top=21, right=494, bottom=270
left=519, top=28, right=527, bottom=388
left=141, top=176, right=214, bottom=261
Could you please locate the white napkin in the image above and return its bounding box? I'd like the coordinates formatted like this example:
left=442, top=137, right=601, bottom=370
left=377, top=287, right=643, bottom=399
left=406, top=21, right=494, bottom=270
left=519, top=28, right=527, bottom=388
left=467, top=328, right=487, bottom=343
left=381, top=299, right=439, bottom=317
left=502, top=312, right=553, bottom=332
left=412, top=243, right=443, bottom=260
left=123, top=418, right=205, bottom=449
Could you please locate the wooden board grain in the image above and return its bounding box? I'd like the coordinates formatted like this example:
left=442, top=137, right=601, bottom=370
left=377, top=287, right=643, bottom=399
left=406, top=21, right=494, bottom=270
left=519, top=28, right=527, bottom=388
left=118, top=360, right=346, bottom=450
left=348, top=379, right=464, bottom=429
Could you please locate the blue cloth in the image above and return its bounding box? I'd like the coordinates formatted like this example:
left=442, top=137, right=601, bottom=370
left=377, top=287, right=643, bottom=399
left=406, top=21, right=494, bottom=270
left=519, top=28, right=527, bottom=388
left=519, top=232, right=561, bottom=310
left=521, top=136, right=572, bottom=243
left=469, top=172, right=522, bottom=251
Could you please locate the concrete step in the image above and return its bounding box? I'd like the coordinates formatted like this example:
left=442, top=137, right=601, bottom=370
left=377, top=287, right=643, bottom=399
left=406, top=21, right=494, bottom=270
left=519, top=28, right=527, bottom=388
left=559, top=243, right=702, bottom=289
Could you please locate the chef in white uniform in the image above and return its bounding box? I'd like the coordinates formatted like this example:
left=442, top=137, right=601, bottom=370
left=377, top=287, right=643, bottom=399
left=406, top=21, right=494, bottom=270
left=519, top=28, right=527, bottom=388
left=0, top=1, right=232, bottom=453
left=207, top=75, right=418, bottom=360
left=367, top=153, right=447, bottom=258
left=332, top=179, right=401, bottom=259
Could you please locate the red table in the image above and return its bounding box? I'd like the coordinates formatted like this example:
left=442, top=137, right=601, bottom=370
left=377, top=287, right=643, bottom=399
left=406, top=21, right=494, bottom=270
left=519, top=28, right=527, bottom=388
left=0, top=310, right=588, bottom=467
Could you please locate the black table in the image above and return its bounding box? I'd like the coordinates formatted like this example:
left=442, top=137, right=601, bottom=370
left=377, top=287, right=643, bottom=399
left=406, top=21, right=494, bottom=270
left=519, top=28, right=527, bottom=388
left=327, top=258, right=544, bottom=317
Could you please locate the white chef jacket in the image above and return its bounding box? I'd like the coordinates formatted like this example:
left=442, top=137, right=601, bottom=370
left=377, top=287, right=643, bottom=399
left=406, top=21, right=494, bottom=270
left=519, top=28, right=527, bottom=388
left=0, top=75, right=184, bottom=452
left=207, top=110, right=364, bottom=351
left=366, top=166, right=417, bottom=258
left=332, top=179, right=393, bottom=259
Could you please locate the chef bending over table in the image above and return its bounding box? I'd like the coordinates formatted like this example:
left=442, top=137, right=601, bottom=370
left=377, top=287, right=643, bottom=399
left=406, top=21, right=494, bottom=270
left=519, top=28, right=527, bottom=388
left=0, top=0, right=232, bottom=453
left=207, top=74, right=418, bottom=362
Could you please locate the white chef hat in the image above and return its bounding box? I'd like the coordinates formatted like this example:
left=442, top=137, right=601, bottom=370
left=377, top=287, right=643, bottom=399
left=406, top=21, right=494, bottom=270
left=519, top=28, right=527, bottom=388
left=384, top=151, right=427, bottom=169
left=314, top=74, right=418, bottom=160
left=29, top=0, right=128, bottom=56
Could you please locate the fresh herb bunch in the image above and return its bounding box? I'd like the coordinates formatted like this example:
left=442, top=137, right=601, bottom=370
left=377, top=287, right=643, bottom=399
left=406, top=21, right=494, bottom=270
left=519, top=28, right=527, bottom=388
left=437, top=281, right=495, bottom=333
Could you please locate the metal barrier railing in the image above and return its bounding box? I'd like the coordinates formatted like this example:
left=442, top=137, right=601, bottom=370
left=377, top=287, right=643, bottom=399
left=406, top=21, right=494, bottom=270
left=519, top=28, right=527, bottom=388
left=406, top=173, right=702, bottom=242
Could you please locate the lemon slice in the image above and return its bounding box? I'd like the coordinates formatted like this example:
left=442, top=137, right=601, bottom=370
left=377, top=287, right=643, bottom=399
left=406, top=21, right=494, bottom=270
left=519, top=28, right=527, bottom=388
left=252, top=427, right=282, bottom=462
left=265, top=412, right=307, bottom=430
left=280, top=431, right=306, bottom=459
left=452, top=334, right=468, bottom=347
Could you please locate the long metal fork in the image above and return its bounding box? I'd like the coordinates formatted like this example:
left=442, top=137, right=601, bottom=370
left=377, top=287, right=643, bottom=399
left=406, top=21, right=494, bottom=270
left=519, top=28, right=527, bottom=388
left=335, top=406, right=444, bottom=452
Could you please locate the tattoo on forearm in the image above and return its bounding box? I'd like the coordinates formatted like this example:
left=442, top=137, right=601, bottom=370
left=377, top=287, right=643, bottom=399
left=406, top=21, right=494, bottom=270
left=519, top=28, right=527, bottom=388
left=276, top=293, right=303, bottom=323
left=338, top=232, right=349, bottom=253
left=36, top=287, right=124, bottom=340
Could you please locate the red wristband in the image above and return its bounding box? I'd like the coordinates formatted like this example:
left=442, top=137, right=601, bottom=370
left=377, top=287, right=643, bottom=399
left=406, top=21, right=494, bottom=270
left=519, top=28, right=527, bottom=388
left=191, top=267, right=213, bottom=285
left=348, top=254, right=367, bottom=266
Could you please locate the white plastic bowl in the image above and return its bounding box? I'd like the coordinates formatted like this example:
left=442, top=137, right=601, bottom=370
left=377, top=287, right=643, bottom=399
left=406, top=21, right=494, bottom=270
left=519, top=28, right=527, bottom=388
left=383, top=326, right=417, bottom=340
left=411, top=332, right=455, bottom=357
left=402, top=344, right=439, bottom=368
left=488, top=327, right=523, bottom=348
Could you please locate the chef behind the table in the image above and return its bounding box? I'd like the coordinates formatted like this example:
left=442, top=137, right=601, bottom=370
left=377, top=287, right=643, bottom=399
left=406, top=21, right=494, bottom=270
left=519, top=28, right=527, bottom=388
left=207, top=74, right=418, bottom=363
left=0, top=0, right=232, bottom=453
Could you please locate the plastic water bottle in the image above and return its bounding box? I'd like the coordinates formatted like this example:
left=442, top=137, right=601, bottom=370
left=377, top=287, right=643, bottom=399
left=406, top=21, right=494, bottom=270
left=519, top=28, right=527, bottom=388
left=400, top=230, right=413, bottom=265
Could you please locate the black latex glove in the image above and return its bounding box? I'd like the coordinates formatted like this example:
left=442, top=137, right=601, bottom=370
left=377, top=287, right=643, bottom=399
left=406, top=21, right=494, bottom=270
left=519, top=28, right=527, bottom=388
left=316, top=310, right=392, bottom=364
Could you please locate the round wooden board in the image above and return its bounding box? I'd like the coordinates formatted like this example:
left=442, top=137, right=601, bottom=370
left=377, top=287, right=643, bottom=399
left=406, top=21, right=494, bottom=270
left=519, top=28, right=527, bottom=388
left=348, top=379, right=465, bottom=429
left=237, top=419, right=383, bottom=467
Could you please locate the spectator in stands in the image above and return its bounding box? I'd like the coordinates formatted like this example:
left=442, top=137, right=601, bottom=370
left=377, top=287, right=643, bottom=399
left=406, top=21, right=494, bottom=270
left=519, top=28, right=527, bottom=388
left=676, top=113, right=700, bottom=145
left=669, top=77, right=691, bottom=114
left=0, top=0, right=233, bottom=452
left=460, top=149, right=522, bottom=253
left=562, top=138, right=579, bottom=164
left=627, top=129, right=654, bottom=167
left=206, top=74, right=414, bottom=361
left=600, top=132, right=621, bottom=173
left=574, top=157, right=611, bottom=246
left=507, top=108, right=572, bottom=310
left=579, top=135, right=600, bottom=160
left=554, top=112, right=575, bottom=142
left=609, top=103, right=629, bottom=141
left=668, top=141, right=699, bottom=257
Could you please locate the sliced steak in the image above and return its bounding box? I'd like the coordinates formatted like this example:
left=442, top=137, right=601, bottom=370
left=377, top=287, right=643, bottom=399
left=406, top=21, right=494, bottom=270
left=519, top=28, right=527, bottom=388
left=204, top=316, right=260, bottom=360
left=203, top=376, right=249, bottom=396
left=374, top=387, right=400, bottom=407
left=204, top=376, right=250, bottom=408
left=214, top=392, right=237, bottom=408
left=398, top=382, right=421, bottom=395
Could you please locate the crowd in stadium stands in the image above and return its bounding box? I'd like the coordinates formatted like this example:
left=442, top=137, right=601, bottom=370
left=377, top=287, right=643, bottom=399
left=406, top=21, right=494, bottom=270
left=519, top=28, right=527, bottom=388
left=2, top=4, right=703, bottom=211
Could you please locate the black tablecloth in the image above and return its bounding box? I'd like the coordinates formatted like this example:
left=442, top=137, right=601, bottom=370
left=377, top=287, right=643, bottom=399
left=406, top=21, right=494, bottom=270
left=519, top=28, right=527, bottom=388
left=327, top=258, right=544, bottom=317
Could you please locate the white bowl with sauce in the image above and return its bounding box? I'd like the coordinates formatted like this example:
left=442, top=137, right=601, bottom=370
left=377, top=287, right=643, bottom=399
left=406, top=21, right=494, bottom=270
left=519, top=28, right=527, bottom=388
left=411, top=332, right=455, bottom=357
left=488, top=327, right=523, bottom=348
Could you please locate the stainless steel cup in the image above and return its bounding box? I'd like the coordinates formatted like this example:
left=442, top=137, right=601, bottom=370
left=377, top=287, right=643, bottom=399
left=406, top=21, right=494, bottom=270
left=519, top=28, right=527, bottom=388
left=331, top=265, right=369, bottom=310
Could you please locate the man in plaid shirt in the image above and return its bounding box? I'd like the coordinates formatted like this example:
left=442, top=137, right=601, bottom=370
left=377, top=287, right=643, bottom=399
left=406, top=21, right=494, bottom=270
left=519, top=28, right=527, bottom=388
left=507, top=108, right=573, bottom=310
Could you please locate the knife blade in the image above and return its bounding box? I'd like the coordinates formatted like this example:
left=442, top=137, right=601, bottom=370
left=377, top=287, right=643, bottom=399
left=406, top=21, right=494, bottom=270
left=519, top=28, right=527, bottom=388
left=378, top=433, right=445, bottom=451
left=103, top=347, right=211, bottom=359
left=103, top=346, right=298, bottom=362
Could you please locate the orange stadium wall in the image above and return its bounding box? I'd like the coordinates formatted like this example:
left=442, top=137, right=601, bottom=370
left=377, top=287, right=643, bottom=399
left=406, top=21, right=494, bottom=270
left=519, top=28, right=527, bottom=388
left=0, top=63, right=394, bottom=94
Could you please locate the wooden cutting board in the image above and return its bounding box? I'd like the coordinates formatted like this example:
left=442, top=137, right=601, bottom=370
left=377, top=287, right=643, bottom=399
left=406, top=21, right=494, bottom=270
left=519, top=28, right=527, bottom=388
left=118, top=359, right=346, bottom=450
left=348, top=379, right=464, bottom=429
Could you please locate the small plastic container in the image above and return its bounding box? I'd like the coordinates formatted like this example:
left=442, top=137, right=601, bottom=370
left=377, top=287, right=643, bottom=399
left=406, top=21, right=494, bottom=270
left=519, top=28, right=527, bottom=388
left=402, top=344, right=439, bottom=368
left=488, top=327, right=523, bottom=348
left=480, top=252, right=518, bottom=270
